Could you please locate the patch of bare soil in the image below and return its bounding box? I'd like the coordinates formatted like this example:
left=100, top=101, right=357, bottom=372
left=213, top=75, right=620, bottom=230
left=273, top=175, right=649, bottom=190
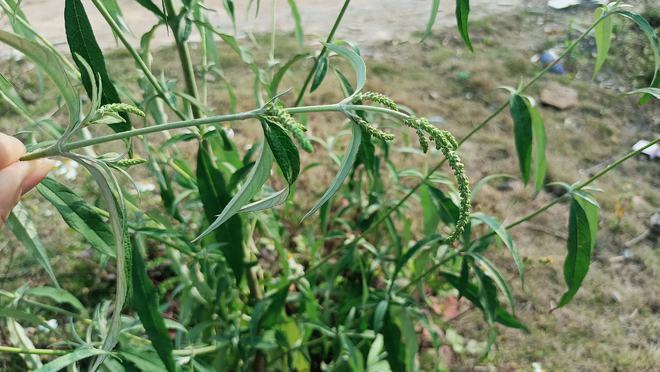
left=1, top=0, right=525, bottom=56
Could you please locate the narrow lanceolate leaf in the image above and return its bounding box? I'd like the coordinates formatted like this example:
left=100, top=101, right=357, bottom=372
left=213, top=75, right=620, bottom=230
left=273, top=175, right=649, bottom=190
left=7, top=320, right=42, bottom=369
left=195, top=142, right=246, bottom=281
left=34, top=348, right=107, bottom=372
left=310, top=55, right=329, bottom=93
left=382, top=305, right=419, bottom=372
left=528, top=103, right=547, bottom=193
left=135, top=0, right=165, bottom=18
left=626, top=87, right=660, bottom=100
left=37, top=178, right=115, bottom=257
left=194, top=142, right=273, bottom=243
left=262, top=119, right=300, bottom=185
left=472, top=213, right=524, bottom=284
left=65, top=0, right=131, bottom=133
left=556, top=191, right=599, bottom=308
left=287, top=0, right=304, bottom=47
left=239, top=188, right=289, bottom=213
left=456, top=0, right=473, bottom=51
left=509, top=94, right=533, bottom=185
left=468, top=252, right=515, bottom=313
left=325, top=43, right=367, bottom=99
left=6, top=204, right=59, bottom=287
left=26, top=287, right=86, bottom=316
left=270, top=53, right=309, bottom=96
left=0, top=31, right=80, bottom=125
left=421, top=0, right=441, bottom=42
left=443, top=272, right=527, bottom=330
left=131, top=247, right=176, bottom=372
left=593, top=7, right=613, bottom=78
left=100, top=0, right=132, bottom=34
left=302, top=123, right=362, bottom=221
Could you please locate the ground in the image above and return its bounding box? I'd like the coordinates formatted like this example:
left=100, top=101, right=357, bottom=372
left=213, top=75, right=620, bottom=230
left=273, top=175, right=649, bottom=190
left=1, top=1, right=659, bottom=371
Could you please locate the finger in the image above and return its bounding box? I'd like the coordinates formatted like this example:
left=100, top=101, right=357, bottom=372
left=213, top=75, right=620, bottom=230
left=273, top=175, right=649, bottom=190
left=0, top=159, right=54, bottom=225
left=0, top=133, right=27, bottom=169
left=0, top=162, right=29, bottom=225
left=21, top=159, right=55, bottom=193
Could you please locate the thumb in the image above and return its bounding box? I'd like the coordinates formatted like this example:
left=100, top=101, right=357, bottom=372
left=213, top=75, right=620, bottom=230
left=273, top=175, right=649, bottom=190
left=0, top=159, right=55, bottom=225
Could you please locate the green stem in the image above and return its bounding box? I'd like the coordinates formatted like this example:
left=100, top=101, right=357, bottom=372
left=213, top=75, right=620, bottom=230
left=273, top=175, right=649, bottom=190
left=163, top=0, right=202, bottom=119
left=0, top=345, right=68, bottom=356
left=357, top=15, right=606, bottom=240
left=294, top=0, right=351, bottom=106
left=403, top=137, right=660, bottom=292
left=19, top=104, right=404, bottom=161
left=0, top=343, right=221, bottom=357
left=90, top=0, right=187, bottom=120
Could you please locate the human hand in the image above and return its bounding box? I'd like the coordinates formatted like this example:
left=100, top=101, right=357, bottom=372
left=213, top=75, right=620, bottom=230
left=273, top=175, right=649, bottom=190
left=0, top=133, right=54, bottom=226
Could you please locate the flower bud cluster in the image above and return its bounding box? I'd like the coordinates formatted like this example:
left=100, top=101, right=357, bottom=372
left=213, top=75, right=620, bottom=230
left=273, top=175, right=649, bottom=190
left=264, top=103, right=313, bottom=153
left=404, top=117, right=471, bottom=243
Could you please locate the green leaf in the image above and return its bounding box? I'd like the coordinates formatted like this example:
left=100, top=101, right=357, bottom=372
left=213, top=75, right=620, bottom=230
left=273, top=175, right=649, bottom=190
left=472, top=213, right=524, bottom=284
left=34, top=348, right=107, bottom=372
left=270, top=53, right=309, bottom=96
left=0, top=308, right=52, bottom=330
left=593, top=7, right=613, bottom=78
left=528, top=102, right=547, bottom=193
left=37, top=178, right=115, bottom=257
left=100, top=0, right=132, bottom=34
left=456, top=0, right=473, bottom=51
left=135, top=0, right=165, bottom=18
left=239, top=188, right=289, bottom=213
left=261, top=118, right=300, bottom=185
left=26, top=287, right=86, bottom=316
left=195, top=142, right=246, bottom=281
left=0, top=31, right=80, bottom=126
left=194, top=142, right=273, bottom=243
left=443, top=272, right=527, bottom=331
left=382, top=305, right=418, bottom=372
left=302, top=123, right=362, bottom=221
left=340, top=332, right=365, bottom=372
left=626, top=87, right=660, bottom=100
left=7, top=319, right=42, bottom=369
left=222, top=0, right=237, bottom=33
left=420, top=185, right=440, bottom=235
left=468, top=252, right=515, bottom=313
left=310, top=55, right=328, bottom=93
left=287, top=0, right=304, bottom=47
left=509, top=93, right=533, bottom=184
left=325, top=42, right=366, bottom=99
left=131, top=247, right=175, bottom=372
left=556, top=191, right=599, bottom=308
left=421, top=0, right=441, bottom=42
left=6, top=203, right=59, bottom=287
left=65, top=0, right=131, bottom=133
left=427, top=185, right=460, bottom=226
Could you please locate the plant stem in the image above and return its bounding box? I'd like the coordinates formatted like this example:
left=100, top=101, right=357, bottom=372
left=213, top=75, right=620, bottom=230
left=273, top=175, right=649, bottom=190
left=0, top=346, right=68, bottom=356
left=403, top=137, right=660, bottom=292
left=0, top=343, right=222, bottom=357
left=357, top=15, right=606, bottom=240
left=19, top=104, right=404, bottom=161
left=293, top=0, right=351, bottom=106
left=90, top=0, right=187, bottom=120
left=163, top=0, right=202, bottom=119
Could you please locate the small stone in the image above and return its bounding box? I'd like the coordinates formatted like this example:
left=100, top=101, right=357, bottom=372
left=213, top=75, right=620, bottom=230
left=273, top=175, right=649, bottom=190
left=541, top=82, right=579, bottom=110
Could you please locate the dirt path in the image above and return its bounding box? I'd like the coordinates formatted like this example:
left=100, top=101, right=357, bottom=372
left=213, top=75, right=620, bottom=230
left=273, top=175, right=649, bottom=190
left=1, top=0, right=524, bottom=56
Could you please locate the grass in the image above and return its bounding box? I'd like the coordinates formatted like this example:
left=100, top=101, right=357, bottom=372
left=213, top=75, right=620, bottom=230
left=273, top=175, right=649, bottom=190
left=1, top=5, right=658, bottom=371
